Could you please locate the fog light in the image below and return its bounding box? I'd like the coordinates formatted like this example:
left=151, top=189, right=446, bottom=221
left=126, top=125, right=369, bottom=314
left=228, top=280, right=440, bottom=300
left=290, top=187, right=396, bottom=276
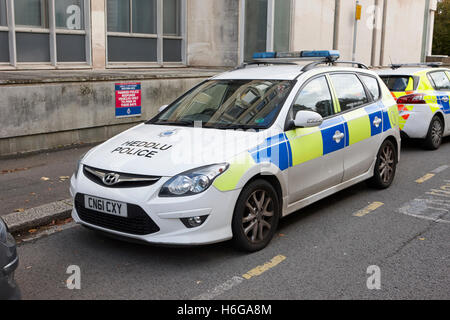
left=180, top=215, right=208, bottom=228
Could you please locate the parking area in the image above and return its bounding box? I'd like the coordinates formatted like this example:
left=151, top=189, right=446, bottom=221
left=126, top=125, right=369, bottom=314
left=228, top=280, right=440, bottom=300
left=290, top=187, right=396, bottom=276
left=11, top=138, right=450, bottom=300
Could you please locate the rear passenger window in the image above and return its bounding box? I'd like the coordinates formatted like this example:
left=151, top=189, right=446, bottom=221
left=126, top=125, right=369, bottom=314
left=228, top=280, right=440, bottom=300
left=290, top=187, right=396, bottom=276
left=428, top=71, right=450, bottom=90
left=292, top=76, right=334, bottom=118
left=330, top=74, right=369, bottom=111
left=360, top=75, right=380, bottom=101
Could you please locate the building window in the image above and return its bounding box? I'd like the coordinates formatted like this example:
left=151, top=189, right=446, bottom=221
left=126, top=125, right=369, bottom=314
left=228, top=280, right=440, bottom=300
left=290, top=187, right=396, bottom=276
left=242, top=0, right=291, bottom=62
left=0, top=0, right=91, bottom=66
left=14, top=0, right=48, bottom=28
left=0, top=0, right=8, bottom=63
left=106, top=0, right=185, bottom=65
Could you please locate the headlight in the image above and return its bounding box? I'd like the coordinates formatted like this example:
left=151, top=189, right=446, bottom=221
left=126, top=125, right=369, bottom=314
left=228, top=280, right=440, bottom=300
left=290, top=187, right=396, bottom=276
left=74, top=153, right=86, bottom=179
left=159, top=163, right=229, bottom=197
left=0, top=218, right=7, bottom=244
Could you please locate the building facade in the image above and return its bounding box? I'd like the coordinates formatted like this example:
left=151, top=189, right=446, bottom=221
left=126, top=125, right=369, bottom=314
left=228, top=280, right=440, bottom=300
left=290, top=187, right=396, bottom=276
left=0, top=0, right=438, bottom=156
left=0, top=0, right=438, bottom=70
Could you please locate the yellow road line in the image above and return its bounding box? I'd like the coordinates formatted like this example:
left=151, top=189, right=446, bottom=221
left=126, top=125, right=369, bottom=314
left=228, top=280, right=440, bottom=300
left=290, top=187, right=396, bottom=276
left=242, top=255, right=286, bottom=280
left=353, top=202, right=384, bottom=217
left=415, top=173, right=435, bottom=184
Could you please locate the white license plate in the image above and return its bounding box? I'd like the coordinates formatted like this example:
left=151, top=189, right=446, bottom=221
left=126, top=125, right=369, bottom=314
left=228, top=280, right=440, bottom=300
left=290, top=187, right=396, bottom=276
left=84, top=195, right=128, bottom=218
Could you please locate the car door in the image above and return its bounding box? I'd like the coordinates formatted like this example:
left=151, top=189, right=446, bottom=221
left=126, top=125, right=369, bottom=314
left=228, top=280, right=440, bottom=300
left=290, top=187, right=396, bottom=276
left=328, top=73, right=384, bottom=182
left=429, top=71, right=450, bottom=135
left=285, top=75, right=345, bottom=204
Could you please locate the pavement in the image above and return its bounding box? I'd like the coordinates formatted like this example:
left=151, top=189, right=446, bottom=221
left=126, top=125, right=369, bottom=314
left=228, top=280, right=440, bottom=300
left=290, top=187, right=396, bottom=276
left=0, top=144, right=95, bottom=232
left=2, top=137, right=449, bottom=299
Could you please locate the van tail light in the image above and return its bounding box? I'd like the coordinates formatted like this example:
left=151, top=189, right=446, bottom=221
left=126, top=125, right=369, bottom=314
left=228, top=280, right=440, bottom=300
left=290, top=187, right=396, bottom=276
left=396, top=93, right=427, bottom=105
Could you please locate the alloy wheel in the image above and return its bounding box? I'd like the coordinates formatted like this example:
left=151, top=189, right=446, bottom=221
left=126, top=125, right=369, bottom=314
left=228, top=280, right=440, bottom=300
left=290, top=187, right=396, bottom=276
left=431, top=119, right=443, bottom=147
left=378, top=144, right=395, bottom=184
left=242, top=190, right=275, bottom=244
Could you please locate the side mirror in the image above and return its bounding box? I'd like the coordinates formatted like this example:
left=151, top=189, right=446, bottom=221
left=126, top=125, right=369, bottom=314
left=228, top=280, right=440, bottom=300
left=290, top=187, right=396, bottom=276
left=159, top=105, right=169, bottom=113
left=293, top=110, right=323, bottom=128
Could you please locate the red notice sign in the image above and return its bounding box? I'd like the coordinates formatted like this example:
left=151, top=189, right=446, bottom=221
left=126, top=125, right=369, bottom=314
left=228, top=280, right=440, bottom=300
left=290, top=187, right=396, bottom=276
left=115, top=83, right=142, bottom=117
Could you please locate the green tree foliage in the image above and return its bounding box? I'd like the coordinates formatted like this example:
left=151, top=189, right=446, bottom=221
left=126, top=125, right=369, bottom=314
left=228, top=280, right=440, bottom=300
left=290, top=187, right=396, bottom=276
left=433, top=0, right=450, bottom=55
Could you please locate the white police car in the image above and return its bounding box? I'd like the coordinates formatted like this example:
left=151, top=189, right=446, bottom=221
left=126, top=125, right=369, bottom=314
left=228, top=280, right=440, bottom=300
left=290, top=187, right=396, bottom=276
left=71, top=51, right=400, bottom=252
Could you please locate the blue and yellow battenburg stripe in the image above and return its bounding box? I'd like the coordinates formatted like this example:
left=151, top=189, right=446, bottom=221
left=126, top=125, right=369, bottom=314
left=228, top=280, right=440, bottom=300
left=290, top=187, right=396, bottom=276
left=214, top=103, right=396, bottom=191
left=250, top=103, right=391, bottom=171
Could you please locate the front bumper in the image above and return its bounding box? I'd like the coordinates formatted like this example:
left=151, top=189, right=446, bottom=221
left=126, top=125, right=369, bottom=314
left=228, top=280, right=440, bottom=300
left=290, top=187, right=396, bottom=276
left=70, top=168, right=241, bottom=245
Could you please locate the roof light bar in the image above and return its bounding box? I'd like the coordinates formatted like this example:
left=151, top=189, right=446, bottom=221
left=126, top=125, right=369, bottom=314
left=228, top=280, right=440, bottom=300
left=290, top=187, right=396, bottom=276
left=300, top=50, right=340, bottom=59
left=252, top=50, right=340, bottom=61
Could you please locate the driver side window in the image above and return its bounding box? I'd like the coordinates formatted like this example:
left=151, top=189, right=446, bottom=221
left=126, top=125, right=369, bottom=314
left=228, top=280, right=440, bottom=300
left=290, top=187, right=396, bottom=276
left=291, top=76, right=334, bottom=120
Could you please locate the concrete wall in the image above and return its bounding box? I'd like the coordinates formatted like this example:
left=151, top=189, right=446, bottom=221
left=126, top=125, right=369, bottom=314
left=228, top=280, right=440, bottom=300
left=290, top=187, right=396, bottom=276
left=381, top=0, right=426, bottom=65
left=290, top=0, right=428, bottom=67
left=0, top=76, right=207, bottom=156
left=291, top=0, right=336, bottom=52
left=187, top=0, right=240, bottom=67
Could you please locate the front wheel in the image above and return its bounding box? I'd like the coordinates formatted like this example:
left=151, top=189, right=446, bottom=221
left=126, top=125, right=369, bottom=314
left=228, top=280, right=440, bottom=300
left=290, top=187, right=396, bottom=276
left=368, top=140, right=397, bottom=189
left=424, top=116, right=444, bottom=150
left=232, top=179, right=280, bottom=252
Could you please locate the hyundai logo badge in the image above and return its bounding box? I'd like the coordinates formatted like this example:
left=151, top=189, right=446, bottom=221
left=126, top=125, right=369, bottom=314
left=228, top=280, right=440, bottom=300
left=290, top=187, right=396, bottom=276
left=103, top=173, right=120, bottom=186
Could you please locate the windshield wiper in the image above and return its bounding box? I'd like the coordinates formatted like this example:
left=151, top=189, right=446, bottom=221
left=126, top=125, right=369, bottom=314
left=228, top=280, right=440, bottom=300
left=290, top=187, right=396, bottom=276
left=149, top=120, right=195, bottom=127
left=204, top=123, right=262, bottom=130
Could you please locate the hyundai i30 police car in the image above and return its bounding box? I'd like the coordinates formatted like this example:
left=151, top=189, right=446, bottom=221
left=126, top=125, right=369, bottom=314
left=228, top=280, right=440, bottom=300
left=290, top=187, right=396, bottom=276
left=70, top=50, right=400, bottom=252
left=377, top=64, right=450, bottom=150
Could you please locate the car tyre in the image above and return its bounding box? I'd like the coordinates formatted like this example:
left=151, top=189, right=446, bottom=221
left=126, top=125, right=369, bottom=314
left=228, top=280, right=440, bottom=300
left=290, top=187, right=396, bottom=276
left=424, top=115, right=444, bottom=150
left=232, top=179, right=280, bottom=252
left=368, top=139, right=397, bottom=189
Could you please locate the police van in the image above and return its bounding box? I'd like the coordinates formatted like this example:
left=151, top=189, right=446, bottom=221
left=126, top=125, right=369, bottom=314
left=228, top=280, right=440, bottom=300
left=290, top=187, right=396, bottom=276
left=70, top=51, right=400, bottom=252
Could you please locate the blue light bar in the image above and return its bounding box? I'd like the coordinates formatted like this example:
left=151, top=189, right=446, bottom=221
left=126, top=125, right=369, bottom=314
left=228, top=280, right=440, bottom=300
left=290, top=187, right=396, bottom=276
left=253, top=52, right=276, bottom=59
left=301, top=50, right=340, bottom=59
left=252, top=50, right=341, bottom=61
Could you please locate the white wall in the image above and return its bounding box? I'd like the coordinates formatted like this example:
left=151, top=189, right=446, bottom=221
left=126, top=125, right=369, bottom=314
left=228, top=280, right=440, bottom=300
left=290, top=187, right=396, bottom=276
left=187, top=0, right=239, bottom=67
left=289, top=0, right=427, bottom=67
left=291, top=0, right=336, bottom=52
left=381, top=0, right=426, bottom=65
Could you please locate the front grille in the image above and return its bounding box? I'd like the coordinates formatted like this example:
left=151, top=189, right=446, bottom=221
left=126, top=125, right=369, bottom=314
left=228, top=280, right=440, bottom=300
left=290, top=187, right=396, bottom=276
left=83, top=166, right=161, bottom=188
left=75, top=194, right=160, bottom=235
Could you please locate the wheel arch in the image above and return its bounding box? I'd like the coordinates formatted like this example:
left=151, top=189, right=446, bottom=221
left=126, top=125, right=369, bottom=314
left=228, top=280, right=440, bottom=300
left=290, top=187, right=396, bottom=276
left=383, top=135, right=400, bottom=163
left=241, top=173, right=284, bottom=214
left=433, top=111, right=445, bottom=132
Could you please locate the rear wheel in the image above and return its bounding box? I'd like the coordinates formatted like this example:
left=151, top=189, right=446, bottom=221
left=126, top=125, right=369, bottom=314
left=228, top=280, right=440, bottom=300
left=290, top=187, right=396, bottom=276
left=232, top=179, right=280, bottom=252
left=368, top=140, right=397, bottom=189
left=424, top=116, right=443, bottom=150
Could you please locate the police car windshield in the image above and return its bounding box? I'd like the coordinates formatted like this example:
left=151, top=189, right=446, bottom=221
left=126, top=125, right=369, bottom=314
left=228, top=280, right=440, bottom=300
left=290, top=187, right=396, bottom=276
left=148, top=80, right=294, bottom=129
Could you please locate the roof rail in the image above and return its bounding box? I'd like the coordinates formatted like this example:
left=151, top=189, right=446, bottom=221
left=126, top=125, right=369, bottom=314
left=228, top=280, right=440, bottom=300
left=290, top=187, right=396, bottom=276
left=301, top=60, right=369, bottom=72
left=390, top=62, right=443, bottom=70
left=234, top=60, right=297, bottom=70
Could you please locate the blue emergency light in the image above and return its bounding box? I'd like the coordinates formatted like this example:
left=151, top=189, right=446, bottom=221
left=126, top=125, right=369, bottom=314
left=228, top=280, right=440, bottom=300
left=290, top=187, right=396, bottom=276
left=300, top=50, right=340, bottom=59
left=252, top=52, right=277, bottom=59
left=252, top=50, right=340, bottom=61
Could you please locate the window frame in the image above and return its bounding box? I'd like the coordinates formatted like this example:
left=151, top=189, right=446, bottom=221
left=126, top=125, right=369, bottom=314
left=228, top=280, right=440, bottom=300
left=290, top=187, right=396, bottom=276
left=239, top=0, right=293, bottom=63
left=284, top=73, right=337, bottom=131
left=328, top=71, right=374, bottom=116
left=0, top=0, right=91, bottom=69
left=358, top=73, right=382, bottom=103
left=105, top=0, right=186, bottom=68
left=427, top=70, right=450, bottom=91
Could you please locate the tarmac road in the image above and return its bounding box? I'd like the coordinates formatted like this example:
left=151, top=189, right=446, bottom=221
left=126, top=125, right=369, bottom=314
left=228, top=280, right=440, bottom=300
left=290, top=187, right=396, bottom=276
left=10, top=138, right=450, bottom=299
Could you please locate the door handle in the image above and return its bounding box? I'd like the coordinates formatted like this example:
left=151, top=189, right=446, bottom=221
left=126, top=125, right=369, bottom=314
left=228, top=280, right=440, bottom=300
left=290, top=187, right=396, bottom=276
left=373, top=116, right=382, bottom=128
left=333, top=131, right=345, bottom=143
